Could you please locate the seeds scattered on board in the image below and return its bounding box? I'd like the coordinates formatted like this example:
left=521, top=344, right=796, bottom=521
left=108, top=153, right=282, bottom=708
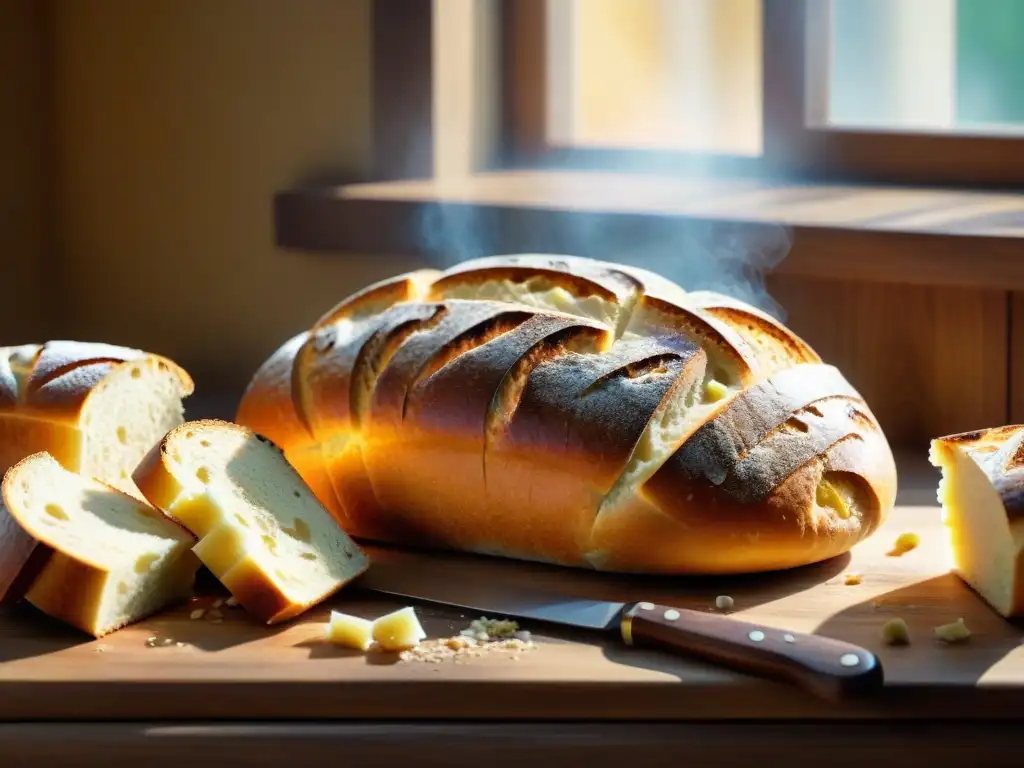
left=399, top=632, right=535, bottom=664
left=187, top=597, right=239, bottom=622
left=398, top=615, right=535, bottom=663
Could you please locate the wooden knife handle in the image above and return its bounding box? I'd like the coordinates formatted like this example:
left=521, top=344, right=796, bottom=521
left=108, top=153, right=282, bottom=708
left=621, top=601, right=883, bottom=701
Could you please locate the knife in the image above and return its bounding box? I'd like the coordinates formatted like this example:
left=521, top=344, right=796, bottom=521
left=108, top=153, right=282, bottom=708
left=354, top=561, right=883, bottom=702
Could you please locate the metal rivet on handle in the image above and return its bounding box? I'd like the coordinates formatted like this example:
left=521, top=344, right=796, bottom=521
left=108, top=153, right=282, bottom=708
left=748, top=630, right=765, bottom=642
left=663, top=609, right=681, bottom=621
left=840, top=653, right=860, bottom=667
left=638, top=602, right=655, bottom=611
left=783, top=634, right=796, bottom=643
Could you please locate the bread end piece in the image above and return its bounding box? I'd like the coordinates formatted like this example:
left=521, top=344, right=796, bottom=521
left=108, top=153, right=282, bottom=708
left=930, top=428, right=1024, bottom=618
left=1, top=451, right=200, bottom=637
left=133, top=419, right=370, bottom=624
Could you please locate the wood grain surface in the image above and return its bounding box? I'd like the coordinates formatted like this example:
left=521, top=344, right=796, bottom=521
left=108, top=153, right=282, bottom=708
left=332, top=171, right=1024, bottom=238
left=769, top=275, right=1009, bottom=445
left=1, top=455, right=1022, bottom=723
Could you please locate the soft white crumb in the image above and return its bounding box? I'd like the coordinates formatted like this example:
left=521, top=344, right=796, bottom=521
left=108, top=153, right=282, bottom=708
left=934, top=617, right=971, bottom=643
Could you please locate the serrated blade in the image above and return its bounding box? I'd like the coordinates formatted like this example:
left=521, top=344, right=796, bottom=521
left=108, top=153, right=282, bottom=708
left=354, top=560, right=627, bottom=632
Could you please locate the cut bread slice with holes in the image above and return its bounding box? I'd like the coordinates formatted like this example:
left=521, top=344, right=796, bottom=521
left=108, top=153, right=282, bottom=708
left=133, top=419, right=369, bottom=624
left=0, top=341, right=194, bottom=500
left=0, top=452, right=200, bottom=637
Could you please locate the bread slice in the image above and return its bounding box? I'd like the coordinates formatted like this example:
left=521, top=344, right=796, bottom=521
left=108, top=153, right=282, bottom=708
left=0, top=341, right=194, bottom=500
left=133, top=419, right=369, bottom=624
left=0, top=452, right=200, bottom=637
left=930, top=427, right=1024, bottom=617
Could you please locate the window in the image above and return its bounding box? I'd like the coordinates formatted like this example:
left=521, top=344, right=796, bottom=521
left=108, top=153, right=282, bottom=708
left=541, top=0, right=762, bottom=155
left=502, top=0, right=1024, bottom=185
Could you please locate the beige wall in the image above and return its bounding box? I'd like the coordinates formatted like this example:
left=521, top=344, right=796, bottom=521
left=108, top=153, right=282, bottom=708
left=0, top=2, right=47, bottom=340
left=49, top=0, right=424, bottom=397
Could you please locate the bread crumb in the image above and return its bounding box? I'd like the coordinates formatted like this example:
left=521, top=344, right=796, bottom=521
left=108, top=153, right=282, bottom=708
left=881, top=618, right=910, bottom=645
left=714, top=595, right=734, bottom=611
left=457, top=616, right=520, bottom=643
left=934, top=617, right=971, bottom=643
left=225, top=596, right=239, bottom=607
left=888, top=532, right=920, bottom=557
left=190, top=608, right=205, bottom=620
left=398, top=616, right=536, bottom=663
left=844, top=573, right=863, bottom=586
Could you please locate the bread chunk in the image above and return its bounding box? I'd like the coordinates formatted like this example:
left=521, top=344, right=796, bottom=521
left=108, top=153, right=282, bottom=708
left=930, top=427, right=1024, bottom=617
left=0, top=341, right=193, bottom=499
left=133, top=420, right=369, bottom=624
left=0, top=452, right=199, bottom=637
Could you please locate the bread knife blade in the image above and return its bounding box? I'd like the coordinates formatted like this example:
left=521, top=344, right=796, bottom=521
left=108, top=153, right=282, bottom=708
left=354, top=562, right=883, bottom=702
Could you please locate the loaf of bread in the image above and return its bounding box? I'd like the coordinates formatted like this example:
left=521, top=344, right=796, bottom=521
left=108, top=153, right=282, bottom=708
left=0, top=341, right=193, bottom=499
left=931, top=427, right=1024, bottom=617
left=0, top=452, right=200, bottom=636
left=237, top=255, right=897, bottom=574
left=133, top=419, right=369, bottom=624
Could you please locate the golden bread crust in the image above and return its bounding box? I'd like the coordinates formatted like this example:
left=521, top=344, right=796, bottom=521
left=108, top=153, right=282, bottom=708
left=13, top=340, right=193, bottom=420
left=933, top=426, right=1024, bottom=518
left=0, top=341, right=194, bottom=484
left=236, top=254, right=897, bottom=574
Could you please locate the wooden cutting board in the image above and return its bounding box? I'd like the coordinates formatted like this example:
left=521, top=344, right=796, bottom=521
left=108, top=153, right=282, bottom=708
left=1, top=457, right=1023, bottom=722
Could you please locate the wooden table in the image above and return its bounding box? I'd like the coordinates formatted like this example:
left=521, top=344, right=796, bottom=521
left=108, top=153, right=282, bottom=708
left=2, top=453, right=1023, bottom=766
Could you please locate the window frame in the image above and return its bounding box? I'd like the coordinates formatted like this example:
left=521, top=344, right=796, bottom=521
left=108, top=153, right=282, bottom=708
left=499, top=0, right=1024, bottom=188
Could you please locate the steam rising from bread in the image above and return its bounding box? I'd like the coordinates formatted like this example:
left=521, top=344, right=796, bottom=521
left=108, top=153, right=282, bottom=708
left=416, top=202, right=791, bottom=321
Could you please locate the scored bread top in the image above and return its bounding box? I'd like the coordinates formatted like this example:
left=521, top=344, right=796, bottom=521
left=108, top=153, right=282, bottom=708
left=932, top=426, right=1024, bottom=517
left=0, top=341, right=194, bottom=421
left=237, top=254, right=897, bottom=573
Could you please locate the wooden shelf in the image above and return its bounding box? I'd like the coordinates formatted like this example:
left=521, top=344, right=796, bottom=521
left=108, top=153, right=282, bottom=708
left=275, top=171, right=1024, bottom=290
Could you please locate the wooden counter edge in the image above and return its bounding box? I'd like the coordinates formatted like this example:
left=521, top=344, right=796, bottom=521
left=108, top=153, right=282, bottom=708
left=0, top=720, right=1020, bottom=767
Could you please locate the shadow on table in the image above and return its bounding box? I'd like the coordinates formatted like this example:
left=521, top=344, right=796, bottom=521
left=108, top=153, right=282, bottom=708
left=0, top=603, right=92, bottom=662
left=814, top=572, right=1024, bottom=687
